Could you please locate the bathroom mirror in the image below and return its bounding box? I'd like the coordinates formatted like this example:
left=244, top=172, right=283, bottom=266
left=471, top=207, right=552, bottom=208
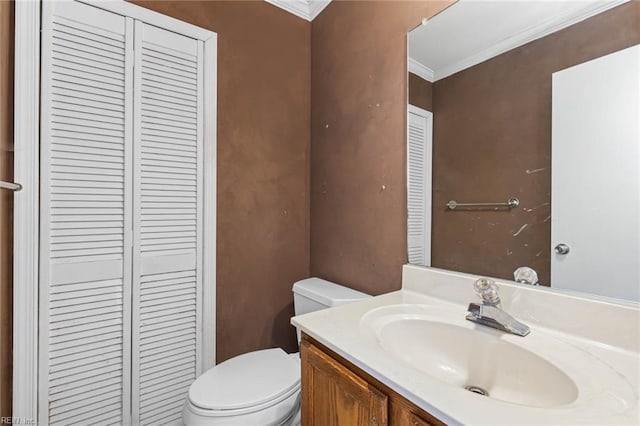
left=406, top=0, right=640, bottom=302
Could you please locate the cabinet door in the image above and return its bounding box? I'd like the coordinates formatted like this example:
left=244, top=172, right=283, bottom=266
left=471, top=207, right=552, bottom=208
left=391, top=404, right=435, bottom=426
left=301, top=340, right=388, bottom=426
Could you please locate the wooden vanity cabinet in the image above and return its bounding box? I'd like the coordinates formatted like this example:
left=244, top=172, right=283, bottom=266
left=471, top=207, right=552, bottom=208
left=300, top=335, right=445, bottom=426
left=301, top=337, right=388, bottom=425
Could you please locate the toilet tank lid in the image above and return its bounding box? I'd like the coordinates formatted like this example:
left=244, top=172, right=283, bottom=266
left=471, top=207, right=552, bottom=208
left=292, top=277, right=370, bottom=307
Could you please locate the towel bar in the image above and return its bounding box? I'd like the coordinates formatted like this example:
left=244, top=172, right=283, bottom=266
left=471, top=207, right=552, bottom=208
left=446, top=198, right=519, bottom=210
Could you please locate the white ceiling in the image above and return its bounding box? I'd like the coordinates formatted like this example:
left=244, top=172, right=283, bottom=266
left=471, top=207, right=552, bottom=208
left=408, top=0, right=628, bottom=82
left=265, top=0, right=331, bottom=21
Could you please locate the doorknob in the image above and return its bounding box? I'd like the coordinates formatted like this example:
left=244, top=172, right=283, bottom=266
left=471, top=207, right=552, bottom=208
left=555, top=244, right=570, bottom=255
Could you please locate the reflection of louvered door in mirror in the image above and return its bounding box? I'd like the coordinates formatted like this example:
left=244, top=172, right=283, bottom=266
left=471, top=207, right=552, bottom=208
left=39, top=2, right=213, bottom=424
left=407, top=105, right=433, bottom=267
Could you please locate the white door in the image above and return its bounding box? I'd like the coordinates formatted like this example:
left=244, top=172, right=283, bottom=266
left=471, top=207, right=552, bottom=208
left=39, top=2, right=210, bottom=424
left=407, top=105, right=433, bottom=266
left=40, top=2, right=133, bottom=423
left=551, top=45, right=640, bottom=301
left=131, top=22, right=204, bottom=425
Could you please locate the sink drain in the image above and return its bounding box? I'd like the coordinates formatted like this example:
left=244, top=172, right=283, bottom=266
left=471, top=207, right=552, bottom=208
left=464, top=385, right=489, bottom=396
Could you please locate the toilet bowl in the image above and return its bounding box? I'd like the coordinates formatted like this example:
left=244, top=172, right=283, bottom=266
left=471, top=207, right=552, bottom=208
left=182, top=278, right=370, bottom=425
left=182, top=349, right=301, bottom=426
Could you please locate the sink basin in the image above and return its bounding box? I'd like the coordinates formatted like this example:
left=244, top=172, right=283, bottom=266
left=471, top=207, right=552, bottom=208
left=377, top=317, right=578, bottom=407
left=362, top=305, right=579, bottom=408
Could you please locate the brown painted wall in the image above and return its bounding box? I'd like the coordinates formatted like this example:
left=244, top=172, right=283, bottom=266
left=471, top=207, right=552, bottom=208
left=430, top=2, right=640, bottom=285
left=130, top=1, right=310, bottom=362
left=408, top=72, right=432, bottom=111
left=310, top=1, right=452, bottom=295
left=0, top=0, right=13, bottom=418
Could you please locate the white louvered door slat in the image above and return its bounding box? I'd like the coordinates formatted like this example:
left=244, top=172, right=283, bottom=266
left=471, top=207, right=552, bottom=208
left=132, top=22, right=203, bottom=426
left=407, top=106, right=433, bottom=266
left=40, top=2, right=132, bottom=425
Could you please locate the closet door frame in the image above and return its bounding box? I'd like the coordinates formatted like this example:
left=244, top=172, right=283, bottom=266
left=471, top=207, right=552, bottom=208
left=13, top=1, right=217, bottom=423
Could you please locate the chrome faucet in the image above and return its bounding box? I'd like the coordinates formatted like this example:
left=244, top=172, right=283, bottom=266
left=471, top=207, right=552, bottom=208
left=466, top=278, right=530, bottom=337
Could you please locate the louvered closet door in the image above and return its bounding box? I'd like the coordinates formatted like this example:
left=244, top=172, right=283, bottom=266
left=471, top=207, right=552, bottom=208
left=40, top=2, right=132, bottom=425
left=132, top=22, right=204, bottom=426
left=407, top=106, right=432, bottom=266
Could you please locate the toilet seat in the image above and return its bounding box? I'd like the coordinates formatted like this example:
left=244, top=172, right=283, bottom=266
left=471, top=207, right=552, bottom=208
left=188, top=348, right=300, bottom=416
left=183, top=390, right=300, bottom=426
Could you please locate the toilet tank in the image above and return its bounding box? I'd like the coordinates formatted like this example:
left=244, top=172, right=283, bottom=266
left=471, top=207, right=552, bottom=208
left=292, top=277, right=370, bottom=316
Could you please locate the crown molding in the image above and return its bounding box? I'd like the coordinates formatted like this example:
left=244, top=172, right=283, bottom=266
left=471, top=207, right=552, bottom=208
left=433, top=0, right=628, bottom=81
left=308, top=0, right=331, bottom=20
left=408, top=57, right=435, bottom=83
left=265, top=0, right=331, bottom=21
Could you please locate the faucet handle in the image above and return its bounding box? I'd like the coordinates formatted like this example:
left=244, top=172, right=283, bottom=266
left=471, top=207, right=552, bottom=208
left=473, top=278, right=500, bottom=306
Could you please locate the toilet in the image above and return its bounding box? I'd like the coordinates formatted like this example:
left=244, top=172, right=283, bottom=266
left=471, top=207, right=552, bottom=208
left=182, top=278, right=371, bottom=425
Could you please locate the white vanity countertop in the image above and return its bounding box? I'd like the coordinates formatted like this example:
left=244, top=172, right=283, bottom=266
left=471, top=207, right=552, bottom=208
left=291, top=265, right=640, bottom=425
